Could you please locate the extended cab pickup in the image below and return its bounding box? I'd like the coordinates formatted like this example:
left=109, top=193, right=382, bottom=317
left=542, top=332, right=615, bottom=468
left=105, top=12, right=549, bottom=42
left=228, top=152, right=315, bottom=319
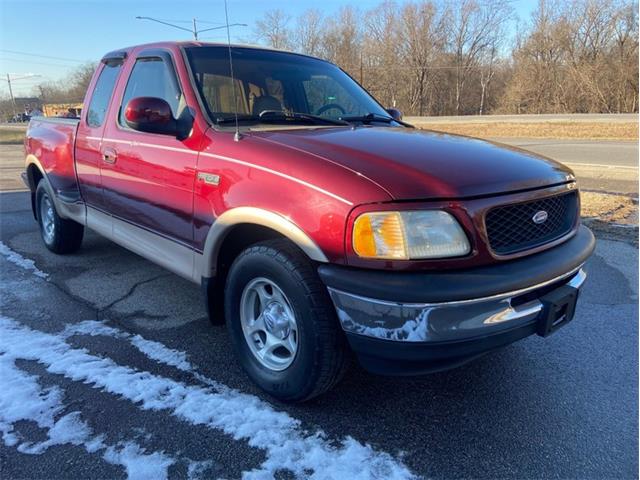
left=24, top=42, right=595, bottom=402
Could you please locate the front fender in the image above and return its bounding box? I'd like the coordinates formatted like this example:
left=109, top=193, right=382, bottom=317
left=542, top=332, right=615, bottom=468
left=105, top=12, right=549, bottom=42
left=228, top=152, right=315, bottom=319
left=200, top=207, right=329, bottom=278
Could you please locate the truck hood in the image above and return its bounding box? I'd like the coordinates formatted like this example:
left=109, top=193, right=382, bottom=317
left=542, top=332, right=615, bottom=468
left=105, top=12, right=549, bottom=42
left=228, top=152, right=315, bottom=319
left=251, top=126, right=575, bottom=200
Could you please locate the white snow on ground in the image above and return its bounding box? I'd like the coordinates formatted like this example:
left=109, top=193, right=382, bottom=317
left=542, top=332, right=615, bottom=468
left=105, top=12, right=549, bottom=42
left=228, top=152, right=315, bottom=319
left=0, top=241, right=48, bottom=279
left=129, top=334, right=193, bottom=372
left=186, top=459, right=215, bottom=480
left=64, top=320, right=222, bottom=389
left=1, top=316, right=416, bottom=479
left=103, top=441, right=175, bottom=479
left=0, top=347, right=175, bottom=479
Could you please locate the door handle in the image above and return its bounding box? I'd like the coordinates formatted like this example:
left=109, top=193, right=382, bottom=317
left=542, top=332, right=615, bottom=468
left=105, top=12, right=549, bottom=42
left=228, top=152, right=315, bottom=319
left=102, top=147, right=117, bottom=164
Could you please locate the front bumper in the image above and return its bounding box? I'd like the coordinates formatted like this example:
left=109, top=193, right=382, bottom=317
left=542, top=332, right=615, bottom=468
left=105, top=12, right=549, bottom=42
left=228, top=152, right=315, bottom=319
left=320, top=225, right=595, bottom=375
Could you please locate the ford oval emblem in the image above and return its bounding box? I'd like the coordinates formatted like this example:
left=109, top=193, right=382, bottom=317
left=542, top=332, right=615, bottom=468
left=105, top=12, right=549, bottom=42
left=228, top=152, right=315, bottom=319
left=532, top=210, right=548, bottom=224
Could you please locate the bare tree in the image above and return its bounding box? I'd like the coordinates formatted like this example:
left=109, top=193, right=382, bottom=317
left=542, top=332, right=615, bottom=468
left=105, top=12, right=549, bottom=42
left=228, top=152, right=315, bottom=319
left=445, top=0, right=512, bottom=114
left=398, top=1, right=446, bottom=115
left=254, top=9, right=292, bottom=50
left=253, top=0, right=638, bottom=116
left=294, top=9, right=324, bottom=56
left=322, top=6, right=362, bottom=71
left=35, top=63, right=97, bottom=104
left=478, top=44, right=497, bottom=115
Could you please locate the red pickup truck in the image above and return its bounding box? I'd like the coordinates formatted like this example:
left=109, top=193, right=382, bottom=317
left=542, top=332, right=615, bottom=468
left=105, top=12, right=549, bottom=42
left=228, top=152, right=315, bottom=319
left=24, top=42, right=594, bottom=402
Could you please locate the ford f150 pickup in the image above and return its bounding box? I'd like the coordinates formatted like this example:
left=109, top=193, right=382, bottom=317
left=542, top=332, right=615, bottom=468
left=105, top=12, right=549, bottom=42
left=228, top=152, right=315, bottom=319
left=24, top=41, right=595, bottom=402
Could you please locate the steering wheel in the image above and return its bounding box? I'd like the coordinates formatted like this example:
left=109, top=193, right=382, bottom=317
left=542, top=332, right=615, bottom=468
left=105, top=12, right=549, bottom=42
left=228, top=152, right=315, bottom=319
left=315, top=103, right=346, bottom=116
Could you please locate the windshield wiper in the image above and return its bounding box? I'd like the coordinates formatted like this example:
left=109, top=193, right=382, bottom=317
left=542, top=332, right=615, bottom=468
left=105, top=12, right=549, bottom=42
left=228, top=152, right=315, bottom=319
left=339, top=113, right=395, bottom=124
left=216, top=111, right=348, bottom=126
left=258, top=110, right=349, bottom=126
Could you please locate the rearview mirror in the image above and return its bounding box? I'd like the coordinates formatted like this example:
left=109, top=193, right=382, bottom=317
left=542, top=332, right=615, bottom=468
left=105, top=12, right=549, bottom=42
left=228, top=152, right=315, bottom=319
left=386, top=108, right=403, bottom=121
left=124, top=97, right=192, bottom=140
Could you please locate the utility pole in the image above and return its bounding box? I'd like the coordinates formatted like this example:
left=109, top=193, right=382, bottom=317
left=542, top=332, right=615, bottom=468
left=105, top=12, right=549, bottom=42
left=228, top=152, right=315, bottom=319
left=136, top=16, right=247, bottom=40
left=4, top=73, right=40, bottom=119
left=6, top=74, right=16, bottom=118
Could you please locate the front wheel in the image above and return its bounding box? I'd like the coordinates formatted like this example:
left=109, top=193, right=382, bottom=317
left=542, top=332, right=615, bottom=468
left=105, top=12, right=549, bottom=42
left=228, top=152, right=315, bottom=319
left=225, top=239, right=348, bottom=402
left=36, top=180, right=84, bottom=254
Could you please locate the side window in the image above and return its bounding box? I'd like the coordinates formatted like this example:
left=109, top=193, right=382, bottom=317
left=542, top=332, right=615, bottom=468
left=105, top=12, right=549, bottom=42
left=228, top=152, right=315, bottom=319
left=86, top=62, right=122, bottom=128
left=120, top=57, right=182, bottom=125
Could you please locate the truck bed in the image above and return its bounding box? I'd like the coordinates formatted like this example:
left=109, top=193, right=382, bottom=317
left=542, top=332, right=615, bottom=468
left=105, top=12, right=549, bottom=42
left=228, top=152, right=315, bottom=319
left=24, top=116, right=81, bottom=200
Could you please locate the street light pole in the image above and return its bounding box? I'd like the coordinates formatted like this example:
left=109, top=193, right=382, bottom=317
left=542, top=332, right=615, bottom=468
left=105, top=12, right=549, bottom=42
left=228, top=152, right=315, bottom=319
left=135, top=17, right=247, bottom=40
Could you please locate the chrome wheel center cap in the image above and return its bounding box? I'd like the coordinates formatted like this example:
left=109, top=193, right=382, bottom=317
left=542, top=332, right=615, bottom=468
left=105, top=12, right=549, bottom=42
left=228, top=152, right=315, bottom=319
left=263, top=302, right=291, bottom=339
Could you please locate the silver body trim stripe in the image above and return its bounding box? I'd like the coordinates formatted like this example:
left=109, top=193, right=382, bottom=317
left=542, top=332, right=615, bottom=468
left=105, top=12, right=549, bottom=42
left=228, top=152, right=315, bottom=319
left=199, top=151, right=353, bottom=205
left=94, top=137, right=352, bottom=205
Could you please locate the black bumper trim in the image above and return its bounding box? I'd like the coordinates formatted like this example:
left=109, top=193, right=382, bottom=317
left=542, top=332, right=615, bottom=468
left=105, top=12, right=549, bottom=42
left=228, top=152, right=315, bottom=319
left=319, top=225, right=595, bottom=304
left=346, top=322, right=538, bottom=375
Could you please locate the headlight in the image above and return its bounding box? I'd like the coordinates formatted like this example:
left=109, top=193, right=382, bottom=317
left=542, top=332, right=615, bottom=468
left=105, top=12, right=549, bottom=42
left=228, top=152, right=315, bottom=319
left=352, top=210, right=470, bottom=259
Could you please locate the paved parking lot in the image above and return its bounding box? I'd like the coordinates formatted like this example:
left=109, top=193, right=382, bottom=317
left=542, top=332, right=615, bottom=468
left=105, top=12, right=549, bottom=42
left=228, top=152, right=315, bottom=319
left=0, top=190, right=637, bottom=479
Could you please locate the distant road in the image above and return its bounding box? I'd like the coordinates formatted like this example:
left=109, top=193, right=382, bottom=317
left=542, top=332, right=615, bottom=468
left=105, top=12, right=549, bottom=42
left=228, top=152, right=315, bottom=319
left=495, top=138, right=638, bottom=196
left=496, top=138, right=638, bottom=168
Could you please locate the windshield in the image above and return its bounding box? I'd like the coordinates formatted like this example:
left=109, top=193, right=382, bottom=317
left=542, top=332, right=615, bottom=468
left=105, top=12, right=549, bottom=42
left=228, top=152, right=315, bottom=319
left=184, top=46, right=393, bottom=126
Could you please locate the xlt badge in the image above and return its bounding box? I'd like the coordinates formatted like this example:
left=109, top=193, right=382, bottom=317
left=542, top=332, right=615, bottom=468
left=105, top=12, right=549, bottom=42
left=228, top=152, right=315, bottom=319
left=197, top=172, right=220, bottom=186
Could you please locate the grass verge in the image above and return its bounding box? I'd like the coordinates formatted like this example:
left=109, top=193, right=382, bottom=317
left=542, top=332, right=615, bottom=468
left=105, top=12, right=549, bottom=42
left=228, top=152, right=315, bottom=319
left=414, top=121, right=638, bottom=140
left=0, top=128, right=26, bottom=145
left=581, top=191, right=638, bottom=245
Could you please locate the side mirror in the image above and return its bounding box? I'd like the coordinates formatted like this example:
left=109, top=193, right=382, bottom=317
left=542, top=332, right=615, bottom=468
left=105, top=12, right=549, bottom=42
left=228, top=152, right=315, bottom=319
left=386, top=108, right=403, bottom=122
left=124, top=97, right=192, bottom=140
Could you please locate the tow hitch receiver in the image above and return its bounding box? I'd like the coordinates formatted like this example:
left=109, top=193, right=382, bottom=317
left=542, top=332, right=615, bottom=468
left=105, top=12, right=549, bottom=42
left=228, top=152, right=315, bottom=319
left=537, top=285, right=579, bottom=337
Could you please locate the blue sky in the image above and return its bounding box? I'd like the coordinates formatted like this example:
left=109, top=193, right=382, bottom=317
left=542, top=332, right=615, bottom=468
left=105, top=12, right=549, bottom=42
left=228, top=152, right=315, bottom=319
left=0, top=0, right=537, bottom=97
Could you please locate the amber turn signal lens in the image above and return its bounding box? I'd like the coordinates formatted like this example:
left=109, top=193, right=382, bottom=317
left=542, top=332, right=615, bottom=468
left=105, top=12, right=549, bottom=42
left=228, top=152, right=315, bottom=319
left=352, top=212, right=408, bottom=259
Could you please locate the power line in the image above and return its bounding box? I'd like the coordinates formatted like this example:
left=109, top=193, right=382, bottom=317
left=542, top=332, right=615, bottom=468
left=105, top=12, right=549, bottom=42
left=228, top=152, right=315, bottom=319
left=0, top=49, right=85, bottom=63
left=0, top=57, right=84, bottom=68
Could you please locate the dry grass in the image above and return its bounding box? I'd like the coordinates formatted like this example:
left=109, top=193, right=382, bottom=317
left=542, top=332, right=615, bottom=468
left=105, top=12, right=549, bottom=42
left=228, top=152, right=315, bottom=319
left=581, top=191, right=637, bottom=225
left=415, top=121, right=638, bottom=140
left=0, top=128, right=26, bottom=145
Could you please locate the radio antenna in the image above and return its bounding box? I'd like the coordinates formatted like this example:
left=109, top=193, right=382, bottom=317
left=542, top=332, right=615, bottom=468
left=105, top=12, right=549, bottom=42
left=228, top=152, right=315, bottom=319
left=224, top=0, right=242, bottom=142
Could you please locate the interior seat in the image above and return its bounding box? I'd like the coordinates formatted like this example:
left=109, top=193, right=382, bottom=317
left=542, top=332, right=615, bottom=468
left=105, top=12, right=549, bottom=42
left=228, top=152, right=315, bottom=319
left=252, top=95, right=283, bottom=116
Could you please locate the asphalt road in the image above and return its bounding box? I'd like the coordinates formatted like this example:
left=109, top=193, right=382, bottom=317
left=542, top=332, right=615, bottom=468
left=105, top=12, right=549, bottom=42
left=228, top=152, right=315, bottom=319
left=495, top=139, right=638, bottom=196
left=0, top=190, right=637, bottom=479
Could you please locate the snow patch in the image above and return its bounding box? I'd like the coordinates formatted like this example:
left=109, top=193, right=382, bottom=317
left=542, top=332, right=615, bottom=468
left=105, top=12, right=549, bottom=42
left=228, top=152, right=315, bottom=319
left=129, top=334, right=193, bottom=372
left=103, top=441, right=175, bottom=480
left=0, top=241, right=48, bottom=279
left=0, top=339, right=176, bottom=479
left=0, top=316, right=416, bottom=480
left=186, top=459, right=214, bottom=479
left=63, top=320, right=222, bottom=389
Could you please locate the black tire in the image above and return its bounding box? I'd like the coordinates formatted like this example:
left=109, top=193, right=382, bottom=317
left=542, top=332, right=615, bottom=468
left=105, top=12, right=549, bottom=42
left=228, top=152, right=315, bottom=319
left=36, top=180, right=84, bottom=254
left=224, top=239, right=348, bottom=402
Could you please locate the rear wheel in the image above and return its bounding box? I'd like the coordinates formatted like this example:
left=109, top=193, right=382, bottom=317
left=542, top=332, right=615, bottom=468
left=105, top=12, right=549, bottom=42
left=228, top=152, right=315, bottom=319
left=225, top=239, right=348, bottom=402
left=36, top=180, right=84, bottom=254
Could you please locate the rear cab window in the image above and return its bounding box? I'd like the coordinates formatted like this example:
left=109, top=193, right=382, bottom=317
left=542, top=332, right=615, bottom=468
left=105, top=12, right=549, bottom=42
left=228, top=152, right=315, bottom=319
left=86, top=62, right=122, bottom=127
